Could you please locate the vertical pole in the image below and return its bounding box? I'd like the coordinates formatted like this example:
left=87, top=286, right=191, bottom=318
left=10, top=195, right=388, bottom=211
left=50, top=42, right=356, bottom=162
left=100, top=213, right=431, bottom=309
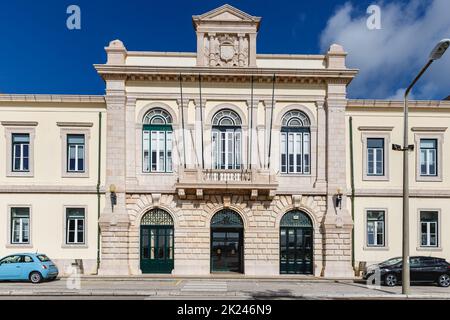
left=199, top=74, right=205, bottom=169
left=402, top=94, right=410, bottom=295
left=179, top=74, right=187, bottom=169
left=249, top=75, right=254, bottom=170
left=267, top=74, right=276, bottom=169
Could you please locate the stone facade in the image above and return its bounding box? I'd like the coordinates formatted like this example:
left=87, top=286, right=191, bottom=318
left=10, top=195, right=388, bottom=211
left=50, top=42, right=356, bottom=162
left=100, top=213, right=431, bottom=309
left=124, top=192, right=327, bottom=277
left=2, top=5, right=449, bottom=279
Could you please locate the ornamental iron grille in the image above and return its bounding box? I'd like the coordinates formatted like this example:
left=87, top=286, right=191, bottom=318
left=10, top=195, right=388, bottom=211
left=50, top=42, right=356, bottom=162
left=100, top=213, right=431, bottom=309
left=211, top=209, right=243, bottom=228
left=280, top=210, right=313, bottom=228
left=143, top=108, right=173, bottom=125
left=141, top=209, right=174, bottom=226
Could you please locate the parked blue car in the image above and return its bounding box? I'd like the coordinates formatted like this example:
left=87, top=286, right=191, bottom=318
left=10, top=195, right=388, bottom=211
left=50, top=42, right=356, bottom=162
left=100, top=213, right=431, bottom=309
left=0, top=253, right=59, bottom=283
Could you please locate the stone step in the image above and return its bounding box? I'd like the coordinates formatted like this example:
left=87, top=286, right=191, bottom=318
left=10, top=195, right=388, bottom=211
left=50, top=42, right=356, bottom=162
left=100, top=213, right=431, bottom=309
left=181, top=281, right=228, bottom=292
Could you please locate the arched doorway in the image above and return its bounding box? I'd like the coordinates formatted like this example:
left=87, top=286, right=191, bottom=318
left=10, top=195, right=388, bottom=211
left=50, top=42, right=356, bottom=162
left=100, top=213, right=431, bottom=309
left=210, top=209, right=244, bottom=273
left=280, top=210, right=313, bottom=275
left=140, top=209, right=174, bottom=274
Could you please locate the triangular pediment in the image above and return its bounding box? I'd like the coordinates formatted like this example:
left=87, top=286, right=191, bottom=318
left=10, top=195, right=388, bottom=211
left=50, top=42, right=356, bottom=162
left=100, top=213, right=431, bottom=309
left=193, top=4, right=260, bottom=23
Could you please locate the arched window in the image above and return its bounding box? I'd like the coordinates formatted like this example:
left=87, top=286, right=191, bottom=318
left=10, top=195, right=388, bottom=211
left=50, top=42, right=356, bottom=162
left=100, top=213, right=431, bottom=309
left=142, top=108, right=173, bottom=173
left=280, top=110, right=311, bottom=174
left=211, top=109, right=242, bottom=170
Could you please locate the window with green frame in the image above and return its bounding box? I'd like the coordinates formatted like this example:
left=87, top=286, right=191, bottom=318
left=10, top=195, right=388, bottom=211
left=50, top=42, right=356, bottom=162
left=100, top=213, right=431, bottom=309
left=142, top=108, right=173, bottom=173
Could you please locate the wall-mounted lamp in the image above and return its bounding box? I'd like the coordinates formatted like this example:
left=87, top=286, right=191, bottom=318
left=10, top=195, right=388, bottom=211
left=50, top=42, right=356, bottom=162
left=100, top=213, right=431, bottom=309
left=110, top=184, right=117, bottom=212
left=335, top=188, right=343, bottom=210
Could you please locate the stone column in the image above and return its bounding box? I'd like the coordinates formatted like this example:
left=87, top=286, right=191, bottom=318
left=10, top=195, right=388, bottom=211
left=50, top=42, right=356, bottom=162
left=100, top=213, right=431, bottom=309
left=263, top=100, right=274, bottom=169
left=98, top=40, right=130, bottom=276
left=177, top=98, right=189, bottom=169
left=322, top=44, right=354, bottom=278
left=315, top=100, right=327, bottom=187
left=247, top=99, right=259, bottom=169
left=194, top=99, right=206, bottom=169
left=126, top=97, right=137, bottom=186
left=196, top=32, right=205, bottom=66
left=248, top=33, right=257, bottom=67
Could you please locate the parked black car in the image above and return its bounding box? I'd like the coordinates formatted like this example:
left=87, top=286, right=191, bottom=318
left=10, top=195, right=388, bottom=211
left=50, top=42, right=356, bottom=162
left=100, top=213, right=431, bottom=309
left=363, top=256, right=450, bottom=287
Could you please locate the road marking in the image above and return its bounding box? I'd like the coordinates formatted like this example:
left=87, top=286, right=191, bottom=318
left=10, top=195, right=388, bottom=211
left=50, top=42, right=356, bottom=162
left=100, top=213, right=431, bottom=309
left=181, top=281, right=228, bottom=292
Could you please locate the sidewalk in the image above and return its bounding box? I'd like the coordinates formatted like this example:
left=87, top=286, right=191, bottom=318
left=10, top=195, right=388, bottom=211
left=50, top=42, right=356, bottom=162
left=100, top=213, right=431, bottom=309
left=1, top=277, right=449, bottom=300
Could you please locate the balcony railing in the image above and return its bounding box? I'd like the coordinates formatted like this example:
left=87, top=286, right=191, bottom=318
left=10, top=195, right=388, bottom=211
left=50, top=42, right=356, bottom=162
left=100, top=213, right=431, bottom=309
left=203, top=169, right=252, bottom=182
left=175, top=167, right=278, bottom=198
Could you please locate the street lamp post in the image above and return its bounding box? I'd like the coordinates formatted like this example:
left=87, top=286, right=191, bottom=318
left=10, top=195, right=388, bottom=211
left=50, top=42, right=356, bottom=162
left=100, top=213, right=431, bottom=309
left=396, top=39, right=450, bottom=295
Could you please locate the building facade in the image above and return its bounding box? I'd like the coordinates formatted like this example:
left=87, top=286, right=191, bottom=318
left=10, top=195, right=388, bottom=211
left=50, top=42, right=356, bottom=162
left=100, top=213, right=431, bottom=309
left=1, top=5, right=449, bottom=278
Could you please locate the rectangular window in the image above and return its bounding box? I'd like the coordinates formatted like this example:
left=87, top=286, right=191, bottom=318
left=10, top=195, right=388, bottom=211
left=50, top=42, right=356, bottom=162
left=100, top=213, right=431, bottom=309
left=12, top=133, right=30, bottom=172
left=67, top=134, right=85, bottom=172
left=66, top=208, right=85, bottom=245
left=212, top=130, right=241, bottom=170
left=367, top=138, right=384, bottom=176
left=281, top=131, right=310, bottom=174
left=144, top=130, right=173, bottom=173
left=420, top=211, right=438, bottom=247
left=367, top=210, right=385, bottom=247
left=420, top=139, right=437, bottom=176
left=11, top=207, right=30, bottom=244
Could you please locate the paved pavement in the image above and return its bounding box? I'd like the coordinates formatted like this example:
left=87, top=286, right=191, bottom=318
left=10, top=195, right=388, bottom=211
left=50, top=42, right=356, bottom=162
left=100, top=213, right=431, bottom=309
left=0, top=277, right=449, bottom=300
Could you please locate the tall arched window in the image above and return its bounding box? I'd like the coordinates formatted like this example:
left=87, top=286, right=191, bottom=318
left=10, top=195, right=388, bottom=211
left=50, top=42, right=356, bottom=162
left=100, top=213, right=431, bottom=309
left=211, top=109, right=242, bottom=170
left=280, top=110, right=311, bottom=174
left=142, top=108, right=173, bottom=173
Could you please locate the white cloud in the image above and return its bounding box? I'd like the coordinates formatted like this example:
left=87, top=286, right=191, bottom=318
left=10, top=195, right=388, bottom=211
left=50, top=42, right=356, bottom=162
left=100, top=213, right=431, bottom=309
left=320, top=0, right=450, bottom=100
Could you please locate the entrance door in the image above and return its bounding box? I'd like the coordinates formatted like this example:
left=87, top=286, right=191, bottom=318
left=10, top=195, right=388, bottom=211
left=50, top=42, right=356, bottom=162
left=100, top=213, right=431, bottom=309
left=280, top=211, right=314, bottom=275
left=211, top=229, right=243, bottom=273
left=210, top=209, right=244, bottom=273
left=140, top=209, right=174, bottom=274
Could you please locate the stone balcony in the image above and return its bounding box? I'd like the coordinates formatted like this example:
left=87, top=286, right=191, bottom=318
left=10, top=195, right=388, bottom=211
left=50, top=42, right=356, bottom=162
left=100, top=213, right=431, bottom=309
left=175, top=168, right=278, bottom=200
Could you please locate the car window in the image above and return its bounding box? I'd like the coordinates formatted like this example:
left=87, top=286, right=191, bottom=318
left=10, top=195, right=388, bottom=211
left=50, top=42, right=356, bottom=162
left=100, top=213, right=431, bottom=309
left=37, top=255, right=50, bottom=262
left=410, top=257, right=422, bottom=267
left=0, top=255, right=22, bottom=264
left=23, top=256, right=34, bottom=263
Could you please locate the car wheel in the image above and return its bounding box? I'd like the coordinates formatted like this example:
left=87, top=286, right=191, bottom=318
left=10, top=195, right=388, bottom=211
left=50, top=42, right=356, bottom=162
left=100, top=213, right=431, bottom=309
left=437, top=274, right=450, bottom=288
left=29, top=272, right=42, bottom=284
left=384, top=273, right=398, bottom=287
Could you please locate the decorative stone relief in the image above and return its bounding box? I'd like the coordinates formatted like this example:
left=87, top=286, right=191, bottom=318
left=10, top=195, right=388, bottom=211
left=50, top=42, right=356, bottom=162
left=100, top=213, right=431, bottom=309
left=204, top=33, right=249, bottom=67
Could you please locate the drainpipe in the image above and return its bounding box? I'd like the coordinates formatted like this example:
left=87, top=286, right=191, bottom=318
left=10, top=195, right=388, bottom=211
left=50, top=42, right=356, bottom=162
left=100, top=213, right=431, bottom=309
left=349, top=116, right=356, bottom=271
left=96, top=112, right=102, bottom=273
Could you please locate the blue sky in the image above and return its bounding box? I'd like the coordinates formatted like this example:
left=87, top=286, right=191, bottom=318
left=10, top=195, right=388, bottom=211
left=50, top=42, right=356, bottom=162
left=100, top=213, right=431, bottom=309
left=0, top=0, right=449, bottom=99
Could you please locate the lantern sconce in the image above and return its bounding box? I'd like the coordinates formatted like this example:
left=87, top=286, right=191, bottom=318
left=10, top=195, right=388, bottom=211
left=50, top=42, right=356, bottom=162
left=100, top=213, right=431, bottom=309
left=335, top=188, right=343, bottom=210
left=110, top=184, right=117, bottom=212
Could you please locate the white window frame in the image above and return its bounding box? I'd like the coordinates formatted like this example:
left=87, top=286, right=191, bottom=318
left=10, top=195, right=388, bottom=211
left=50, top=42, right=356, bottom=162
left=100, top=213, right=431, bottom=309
left=2, top=123, right=36, bottom=177
left=60, top=128, right=91, bottom=178
left=280, top=131, right=310, bottom=175
left=211, top=128, right=242, bottom=170
left=12, top=133, right=30, bottom=172
left=360, top=130, right=391, bottom=181
left=67, top=134, right=85, bottom=173
left=419, top=139, right=437, bottom=177
left=65, top=208, right=86, bottom=245
left=366, top=138, right=384, bottom=176
left=366, top=210, right=385, bottom=247
left=419, top=211, right=439, bottom=248
left=414, top=131, right=444, bottom=182
left=142, top=130, right=173, bottom=173
left=7, top=206, right=32, bottom=247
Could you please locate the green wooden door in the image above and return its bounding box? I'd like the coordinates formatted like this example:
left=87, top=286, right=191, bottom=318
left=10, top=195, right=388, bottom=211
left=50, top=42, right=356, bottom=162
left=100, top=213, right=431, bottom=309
left=280, top=210, right=314, bottom=275
left=140, top=209, right=174, bottom=274
left=140, top=226, right=174, bottom=274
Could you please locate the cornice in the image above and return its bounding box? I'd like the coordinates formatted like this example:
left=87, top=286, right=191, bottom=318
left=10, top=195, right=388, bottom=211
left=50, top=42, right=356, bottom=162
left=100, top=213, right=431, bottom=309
left=1, top=121, right=38, bottom=127
left=348, top=99, right=450, bottom=109
left=0, top=94, right=105, bottom=104
left=95, top=65, right=358, bottom=85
